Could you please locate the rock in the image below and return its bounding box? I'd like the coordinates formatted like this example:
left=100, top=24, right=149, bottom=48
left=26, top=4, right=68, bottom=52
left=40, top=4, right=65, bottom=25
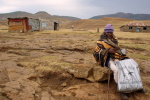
left=61, top=82, right=67, bottom=87
left=72, top=45, right=86, bottom=51
left=93, top=67, right=111, bottom=81
left=86, top=75, right=95, bottom=82
left=67, top=64, right=112, bottom=82
left=86, top=66, right=112, bottom=82
left=67, top=64, right=93, bottom=78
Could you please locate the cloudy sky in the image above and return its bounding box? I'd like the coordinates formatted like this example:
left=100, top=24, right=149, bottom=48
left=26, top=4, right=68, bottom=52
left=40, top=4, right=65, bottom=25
left=0, top=0, right=150, bottom=19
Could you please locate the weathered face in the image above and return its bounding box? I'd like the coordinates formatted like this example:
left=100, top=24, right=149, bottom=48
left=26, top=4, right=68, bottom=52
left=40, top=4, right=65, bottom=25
left=105, top=32, right=113, bottom=38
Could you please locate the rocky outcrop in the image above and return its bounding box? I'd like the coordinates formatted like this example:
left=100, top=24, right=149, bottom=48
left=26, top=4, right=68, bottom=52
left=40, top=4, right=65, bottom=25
left=67, top=64, right=112, bottom=82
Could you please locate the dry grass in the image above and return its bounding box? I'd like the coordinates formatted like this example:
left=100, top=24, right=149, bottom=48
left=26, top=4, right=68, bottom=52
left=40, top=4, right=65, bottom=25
left=0, top=17, right=150, bottom=100
left=147, top=89, right=150, bottom=100
left=38, top=29, right=150, bottom=62
left=61, top=17, right=150, bottom=30
left=0, top=28, right=149, bottom=99
left=113, top=31, right=150, bottom=60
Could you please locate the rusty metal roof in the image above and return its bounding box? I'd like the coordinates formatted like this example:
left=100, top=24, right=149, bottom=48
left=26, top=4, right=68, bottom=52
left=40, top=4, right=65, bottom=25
left=124, top=22, right=150, bottom=26
left=7, top=17, right=39, bottom=20
left=7, top=17, right=28, bottom=19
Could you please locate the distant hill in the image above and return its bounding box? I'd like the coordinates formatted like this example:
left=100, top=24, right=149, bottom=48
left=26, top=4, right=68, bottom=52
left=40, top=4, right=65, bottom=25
left=1, top=11, right=150, bottom=30
left=0, top=11, right=81, bottom=30
left=0, top=11, right=33, bottom=20
left=90, top=12, right=150, bottom=20
left=0, top=11, right=80, bottom=23
left=62, top=17, right=150, bottom=30
left=54, top=16, right=80, bottom=21
left=34, top=11, right=53, bottom=19
left=0, top=11, right=80, bottom=21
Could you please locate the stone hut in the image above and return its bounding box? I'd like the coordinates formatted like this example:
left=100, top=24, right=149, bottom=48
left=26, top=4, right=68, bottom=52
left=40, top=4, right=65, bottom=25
left=120, top=23, right=150, bottom=32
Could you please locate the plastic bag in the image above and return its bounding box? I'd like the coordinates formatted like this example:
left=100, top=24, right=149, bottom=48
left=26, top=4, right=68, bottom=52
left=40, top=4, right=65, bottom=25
left=115, top=59, right=143, bottom=92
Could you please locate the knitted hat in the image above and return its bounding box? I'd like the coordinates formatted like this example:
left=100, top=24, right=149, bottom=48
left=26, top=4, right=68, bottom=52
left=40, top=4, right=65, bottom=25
left=104, top=24, right=114, bottom=33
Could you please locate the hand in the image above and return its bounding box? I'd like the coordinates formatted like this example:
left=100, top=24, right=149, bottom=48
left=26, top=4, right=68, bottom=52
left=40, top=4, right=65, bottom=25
left=108, top=48, right=116, bottom=53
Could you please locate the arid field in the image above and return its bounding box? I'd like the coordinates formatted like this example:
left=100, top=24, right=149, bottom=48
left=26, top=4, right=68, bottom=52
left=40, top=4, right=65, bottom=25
left=0, top=27, right=149, bottom=100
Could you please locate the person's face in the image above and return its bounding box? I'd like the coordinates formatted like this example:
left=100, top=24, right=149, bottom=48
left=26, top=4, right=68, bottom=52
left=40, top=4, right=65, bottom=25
left=105, top=32, right=113, bottom=37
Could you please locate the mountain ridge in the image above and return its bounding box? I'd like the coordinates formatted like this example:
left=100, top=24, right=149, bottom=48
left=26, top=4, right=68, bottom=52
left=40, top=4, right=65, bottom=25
left=0, top=11, right=79, bottom=30
left=0, top=11, right=80, bottom=21
left=90, top=12, right=150, bottom=20
left=61, top=17, right=150, bottom=30
left=1, top=11, right=150, bottom=20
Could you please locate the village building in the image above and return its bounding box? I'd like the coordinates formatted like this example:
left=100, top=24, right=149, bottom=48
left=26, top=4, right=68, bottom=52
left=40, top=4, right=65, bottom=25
left=120, top=22, right=150, bottom=32
left=8, top=17, right=41, bottom=33
left=35, top=21, right=60, bottom=30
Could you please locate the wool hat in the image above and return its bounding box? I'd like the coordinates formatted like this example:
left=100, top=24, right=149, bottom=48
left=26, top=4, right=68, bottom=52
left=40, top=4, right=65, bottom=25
left=104, top=24, right=114, bottom=33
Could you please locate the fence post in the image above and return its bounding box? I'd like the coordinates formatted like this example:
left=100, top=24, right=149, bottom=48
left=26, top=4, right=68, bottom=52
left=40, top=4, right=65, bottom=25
left=97, top=28, right=99, bottom=33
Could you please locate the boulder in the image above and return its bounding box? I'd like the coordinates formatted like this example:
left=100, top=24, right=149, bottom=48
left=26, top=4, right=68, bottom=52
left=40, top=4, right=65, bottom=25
left=92, top=67, right=111, bottom=81
left=67, top=64, right=93, bottom=79
left=67, top=64, right=112, bottom=82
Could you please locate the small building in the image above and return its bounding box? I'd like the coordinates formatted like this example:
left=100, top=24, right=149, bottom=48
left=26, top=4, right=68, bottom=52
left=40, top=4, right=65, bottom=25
left=8, top=17, right=41, bottom=33
left=120, top=23, right=150, bottom=32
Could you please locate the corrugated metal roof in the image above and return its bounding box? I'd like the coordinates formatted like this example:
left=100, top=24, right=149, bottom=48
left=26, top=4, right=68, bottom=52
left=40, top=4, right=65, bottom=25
left=124, top=22, right=150, bottom=26
left=7, top=17, right=39, bottom=20
left=7, top=17, right=28, bottom=19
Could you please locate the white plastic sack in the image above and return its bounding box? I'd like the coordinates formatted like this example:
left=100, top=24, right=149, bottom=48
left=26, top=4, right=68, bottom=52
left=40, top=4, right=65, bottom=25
left=115, top=59, right=143, bottom=92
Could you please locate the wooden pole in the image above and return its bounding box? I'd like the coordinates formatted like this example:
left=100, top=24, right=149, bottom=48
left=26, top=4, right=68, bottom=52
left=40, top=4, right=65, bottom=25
left=97, top=28, right=99, bottom=33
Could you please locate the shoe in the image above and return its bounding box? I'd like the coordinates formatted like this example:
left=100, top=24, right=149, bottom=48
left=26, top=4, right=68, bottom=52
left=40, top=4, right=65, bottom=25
left=120, top=93, right=128, bottom=100
left=138, top=88, right=147, bottom=93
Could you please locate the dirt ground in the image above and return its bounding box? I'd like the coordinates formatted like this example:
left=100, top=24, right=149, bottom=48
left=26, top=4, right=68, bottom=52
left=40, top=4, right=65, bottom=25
left=0, top=30, right=149, bottom=100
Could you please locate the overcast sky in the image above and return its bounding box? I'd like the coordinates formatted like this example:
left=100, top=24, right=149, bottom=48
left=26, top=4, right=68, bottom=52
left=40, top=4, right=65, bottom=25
left=0, top=0, right=150, bottom=19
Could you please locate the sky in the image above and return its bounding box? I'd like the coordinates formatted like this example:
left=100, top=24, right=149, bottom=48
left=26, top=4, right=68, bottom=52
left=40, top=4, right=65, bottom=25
left=0, top=0, right=150, bottom=19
